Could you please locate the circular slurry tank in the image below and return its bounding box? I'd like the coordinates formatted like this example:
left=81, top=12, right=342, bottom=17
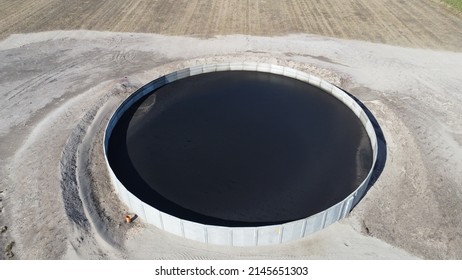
left=104, top=63, right=378, bottom=246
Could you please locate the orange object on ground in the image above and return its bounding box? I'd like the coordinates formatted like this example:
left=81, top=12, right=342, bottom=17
left=125, top=215, right=133, bottom=223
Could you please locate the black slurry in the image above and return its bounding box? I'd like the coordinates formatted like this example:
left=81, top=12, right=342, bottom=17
left=108, top=71, right=372, bottom=226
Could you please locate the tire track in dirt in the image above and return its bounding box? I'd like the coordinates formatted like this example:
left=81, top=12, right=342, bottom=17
left=231, top=1, right=246, bottom=34
left=149, top=0, right=172, bottom=33
left=111, top=50, right=137, bottom=68
left=93, top=1, right=127, bottom=32
left=210, top=0, right=227, bottom=35
left=250, top=0, right=261, bottom=35
left=285, top=1, right=306, bottom=33
left=362, top=1, right=393, bottom=44
left=374, top=1, right=435, bottom=48
left=256, top=1, right=271, bottom=35
left=112, top=2, right=142, bottom=33
left=2, top=50, right=105, bottom=117
left=5, top=60, right=78, bottom=102
left=320, top=0, right=349, bottom=39
left=352, top=2, right=398, bottom=43
left=295, top=1, right=316, bottom=34
left=284, top=1, right=303, bottom=33
left=246, top=0, right=251, bottom=35
left=188, top=1, right=213, bottom=36
left=173, top=1, right=197, bottom=36
left=315, top=2, right=337, bottom=37
left=398, top=1, right=445, bottom=46
left=302, top=1, right=328, bottom=36
left=416, top=0, right=462, bottom=39
left=275, top=1, right=292, bottom=34
left=0, top=0, right=53, bottom=34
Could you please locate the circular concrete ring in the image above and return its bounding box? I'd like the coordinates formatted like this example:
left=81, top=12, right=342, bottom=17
left=103, top=62, right=378, bottom=246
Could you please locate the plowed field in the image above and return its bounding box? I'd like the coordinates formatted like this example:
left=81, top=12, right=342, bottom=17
left=0, top=0, right=461, bottom=50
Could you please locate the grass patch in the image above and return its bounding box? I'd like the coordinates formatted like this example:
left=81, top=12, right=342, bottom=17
left=443, top=0, right=462, bottom=11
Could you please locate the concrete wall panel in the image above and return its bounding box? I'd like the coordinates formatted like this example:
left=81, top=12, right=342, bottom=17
left=182, top=220, right=207, bottom=243
left=115, top=179, right=130, bottom=208
left=257, top=225, right=282, bottom=245
left=202, top=64, right=217, bottom=73
left=176, top=68, right=190, bottom=80
left=160, top=213, right=183, bottom=236
left=270, top=64, right=284, bottom=75
left=127, top=191, right=147, bottom=221
left=256, top=63, right=271, bottom=73
left=283, top=67, right=297, bottom=79
left=144, top=203, right=162, bottom=228
left=215, top=63, right=230, bottom=72
left=303, top=211, right=325, bottom=236
left=331, top=86, right=344, bottom=101
left=353, top=182, right=369, bottom=206
left=295, top=71, right=310, bottom=83
left=282, top=220, right=305, bottom=243
left=230, top=62, right=244, bottom=71
left=165, top=71, right=178, bottom=83
left=324, top=203, right=343, bottom=227
left=308, top=74, right=322, bottom=87
left=351, top=102, right=362, bottom=117
left=343, top=196, right=355, bottom=218
left=243, top=62, right=257, bottom=71
left=189, top=65, right=203, bottom=76
left=320, top=79, right=333, bottom=93
left=342, top=94, right=354, bottom=109
left=207, top=227, right=232, bottom=245
left=233, top=228, right=257, bottom=246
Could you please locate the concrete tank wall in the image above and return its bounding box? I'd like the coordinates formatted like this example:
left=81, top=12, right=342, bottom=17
left=103, top=62, right=378, bottom=246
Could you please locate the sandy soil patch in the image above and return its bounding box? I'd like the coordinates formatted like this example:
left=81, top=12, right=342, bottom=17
left=0, top=31, right=461, bottom=259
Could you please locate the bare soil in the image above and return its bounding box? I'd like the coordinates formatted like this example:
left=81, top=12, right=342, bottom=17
left=0, top=0, right=461, bottom=51
left=0, top=0, right=461, bottom=260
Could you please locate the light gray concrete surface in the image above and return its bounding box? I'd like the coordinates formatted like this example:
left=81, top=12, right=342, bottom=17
left=103, top=62, right=378, bottom=246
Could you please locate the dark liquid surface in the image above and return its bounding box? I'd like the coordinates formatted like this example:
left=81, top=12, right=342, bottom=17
left=108, top=71, right=372, bottom=226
